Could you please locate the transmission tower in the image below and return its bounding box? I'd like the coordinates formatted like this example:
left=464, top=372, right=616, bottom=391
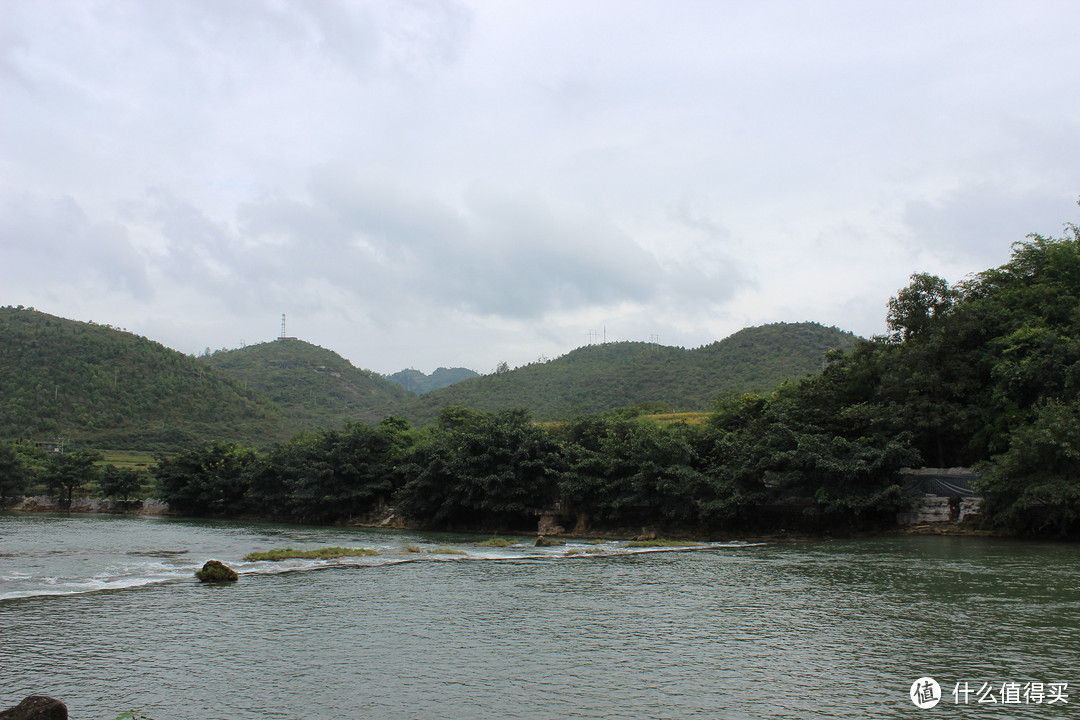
left=280, top=314, right=286, bottom=340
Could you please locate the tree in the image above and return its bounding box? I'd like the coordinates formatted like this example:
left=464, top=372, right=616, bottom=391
left=975, top=399, right=1080, bottom=536
left=42, top=449, right=102, bottom=508
left=886, top=273, right=958, bottom=342
left=0, top=442, right=32, bottom=506
left=154, top=443, right=258, bottom=516
left=99, top=465, right=145, bottom=501
left=396, top=408, right=563, bottom=529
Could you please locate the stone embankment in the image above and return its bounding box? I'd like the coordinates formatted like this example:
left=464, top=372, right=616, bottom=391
left=896, top=467, right=983, bottom=530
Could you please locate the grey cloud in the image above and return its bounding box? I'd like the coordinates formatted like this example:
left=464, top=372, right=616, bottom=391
left=234, top=171, right=672, bottom=321
left=903, top=186, right=1080, bottom=266
left=0, top=193, right=152, bottom=300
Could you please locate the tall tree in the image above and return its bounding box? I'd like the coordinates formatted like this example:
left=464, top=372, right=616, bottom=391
left=42, top=450, right=101, bottom=508
left=0, top=443, right=31, bottom=506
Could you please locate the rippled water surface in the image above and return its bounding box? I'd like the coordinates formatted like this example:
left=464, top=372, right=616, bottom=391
left=1, top=514, right=1078, bottom=719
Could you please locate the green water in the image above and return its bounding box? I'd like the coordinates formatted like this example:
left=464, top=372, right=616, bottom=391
left=1, top=514, right=1077, bottom=719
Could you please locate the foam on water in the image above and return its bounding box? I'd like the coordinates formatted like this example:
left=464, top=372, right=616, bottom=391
left=0, top=520, right=759, bottom=601
left=5, top=515, right=1078, bottom=720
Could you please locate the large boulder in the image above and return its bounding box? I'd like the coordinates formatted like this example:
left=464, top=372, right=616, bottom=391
left=0, top=696, right=67, bottom=720
left=195, top=560, right=238, bottom=582
left=535, top=535, right=565, bottom=547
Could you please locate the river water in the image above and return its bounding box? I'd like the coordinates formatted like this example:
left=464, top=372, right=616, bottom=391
left=1, top=513, right=1077, bottom=719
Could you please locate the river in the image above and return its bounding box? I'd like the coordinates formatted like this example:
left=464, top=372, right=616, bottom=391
left=1, top=513, right=1077, bottom=719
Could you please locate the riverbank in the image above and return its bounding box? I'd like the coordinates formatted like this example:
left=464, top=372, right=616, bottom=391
left=7, top=495, right=170, bottom=515
left=2, top=495, right=1001, bottom=541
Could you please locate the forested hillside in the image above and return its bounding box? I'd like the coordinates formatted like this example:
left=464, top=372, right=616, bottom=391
left=0, top=307, right=292, bottom=449
left=142, top=222, right=1080, bottom=538
left=4, top=221, right=1077, bottom=537
left=386, top=367, right=479, bottom=394
left=396, top=322, right=857, bottom=425
left=199, top=339, right=414, bottom=428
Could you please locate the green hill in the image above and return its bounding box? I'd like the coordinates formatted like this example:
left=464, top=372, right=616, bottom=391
left=199, top=339, right=414, bottom=429
left=0, top=307, right=293, bottom=450
left=0, top=307, right=859, bottom=445
left=396, top=322, right=858, bottom=424
left=386, top=366, right=479, bottom=394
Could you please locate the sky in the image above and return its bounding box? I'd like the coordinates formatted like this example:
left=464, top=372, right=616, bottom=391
left=2, top=1, right=1078, bottom=376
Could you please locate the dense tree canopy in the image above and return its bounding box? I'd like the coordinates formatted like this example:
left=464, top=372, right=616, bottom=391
left=7, top=217, right=1077, bottom=538
left=151, top=222, right=1080, bottom=538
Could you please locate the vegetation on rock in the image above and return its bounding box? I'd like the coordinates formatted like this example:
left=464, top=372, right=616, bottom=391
left=243, top=547, right=378, bottom=561
left=194, top=560, right=238, bottom=582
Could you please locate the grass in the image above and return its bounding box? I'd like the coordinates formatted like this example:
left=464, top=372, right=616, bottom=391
left=477, top=537, right=514, bottom=547
left=99, top=451, right=159, bottom=469
left=565, top=547, right=608, bottom=556
left=243, top=547, right=378, bottom=562
left=640, top=412, right=710, bottom=426
left=401, top=544, right=467, bottom=555
left=625, top=539, right=701, bottom=548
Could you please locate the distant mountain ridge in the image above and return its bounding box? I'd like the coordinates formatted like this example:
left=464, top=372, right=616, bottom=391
left=394, top=322, right=858, bottom=425
left=386, top=367, right=479, bottom=394
left=0, top=307, right=859, bottom=450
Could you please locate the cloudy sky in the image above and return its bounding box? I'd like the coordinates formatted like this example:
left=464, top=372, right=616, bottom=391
left=2, top=1, right=1078, bottom=375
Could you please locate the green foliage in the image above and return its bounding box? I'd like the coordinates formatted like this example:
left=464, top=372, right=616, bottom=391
left=780, top=221, right=1080, bottom=534
left=155, top=418, right=419, bottom=524
left=154, top=443, right=260, bottom=516
left=41, top=449, right=102, bottom=507
left=397, top=323, right=859, bottom=425
left=249, top=420, right=413, bottom=523
left=625, top=539, right=701, bottom=547
left=98, top=465, right=146, bottom=500
left=199, top=339, right=413, bottom=429
left=975, top=399, right=1080, bottom=536
left=0, top=442, right=33, bottom=505
left=558, top=415, right=711, bottom=528
left=886, top=272, right=958, bottom=342
left=14, top=217, right=1075, bottom=539
left=0, top=307, right=292, bottom=450
left=395, top=408, right=564, bottom=529
left=386, top=366, right=479, bottom=394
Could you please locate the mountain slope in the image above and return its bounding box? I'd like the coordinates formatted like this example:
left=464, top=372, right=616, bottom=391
left=199, top=339, right=414, bottom=428
left=0, top=307, right=293, bottom=449
left=396, top=322, right=858, bottom=424
left=386, top=366, right=479, bottom=394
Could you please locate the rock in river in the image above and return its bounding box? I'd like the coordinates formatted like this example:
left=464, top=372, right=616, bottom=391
left=0, top=696, right=68, bottom=720
left=195, top=560, right=238, bottom=582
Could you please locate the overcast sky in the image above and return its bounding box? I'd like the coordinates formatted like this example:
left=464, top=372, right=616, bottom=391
left=2, top=1, right=1078, bottom=375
